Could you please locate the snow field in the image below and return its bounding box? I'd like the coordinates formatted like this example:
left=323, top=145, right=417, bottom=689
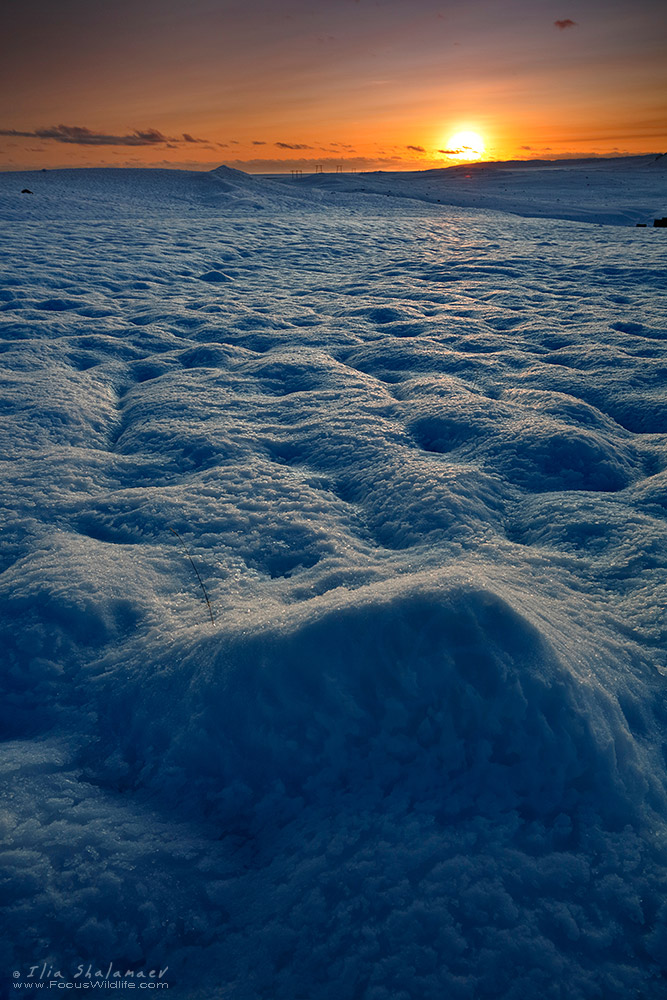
left=1, top=164, right=667, bottom=997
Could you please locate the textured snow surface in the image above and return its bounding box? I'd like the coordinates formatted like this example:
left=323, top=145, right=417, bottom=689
left=1, top=163, right=667, bottom=998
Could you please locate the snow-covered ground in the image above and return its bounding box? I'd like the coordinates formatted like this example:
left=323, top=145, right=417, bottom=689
left=269, top=153, right=667, bottom=226
left=1, top=159, right=666, bottom=998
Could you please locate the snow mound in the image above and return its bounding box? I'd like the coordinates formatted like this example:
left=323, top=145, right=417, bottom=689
left=0, top=165, right=299, bottom=221
left=93, top=579, right=656, bottom=827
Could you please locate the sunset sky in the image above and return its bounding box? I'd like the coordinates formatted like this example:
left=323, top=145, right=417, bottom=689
left=1, top=0, right=665, bottom=172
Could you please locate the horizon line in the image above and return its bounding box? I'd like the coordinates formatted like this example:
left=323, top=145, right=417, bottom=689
left=1, top=151, right=665, bottom=175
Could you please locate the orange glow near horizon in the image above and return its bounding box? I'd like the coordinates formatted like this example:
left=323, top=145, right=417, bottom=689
left=443, top=130, right=487, bottom=161
left=1, top=0, right=665, bottom=173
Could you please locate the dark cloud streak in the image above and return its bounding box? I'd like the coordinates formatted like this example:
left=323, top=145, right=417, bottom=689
left=0, top=124, right=209, bottom=146
left=554, top=19, right=577, bottom=29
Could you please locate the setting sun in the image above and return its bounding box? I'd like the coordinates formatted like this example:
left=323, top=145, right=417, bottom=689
left=446, top=130, right=486, bottom=160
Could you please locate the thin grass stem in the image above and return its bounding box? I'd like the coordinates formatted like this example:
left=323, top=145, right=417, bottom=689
left=169, top=527, right=215, bottom=626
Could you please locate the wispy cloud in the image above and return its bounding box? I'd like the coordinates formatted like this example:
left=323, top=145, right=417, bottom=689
left=406, top=145, right=425, bottom=153
left=275, top=142, right=314, bottom=150
left=554, top=19, right=577, bottom=29
left=0, top=124, right=211, bottom=147
left=252, top=140, right=266, bottom=145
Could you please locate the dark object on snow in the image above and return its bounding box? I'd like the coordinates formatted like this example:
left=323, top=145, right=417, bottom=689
left=636, top=223, right=647, bottom=227
left=198, top=270, right=233, bottom=283
left=21, top=188, right=33, bottom=194
left=654, top=217, right=667, bottom=227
